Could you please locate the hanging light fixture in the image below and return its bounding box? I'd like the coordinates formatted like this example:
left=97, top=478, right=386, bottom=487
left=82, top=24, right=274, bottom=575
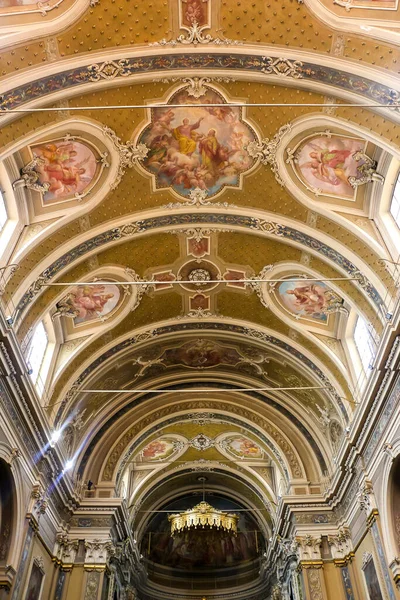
left=168, top=477, right=239, bottom=536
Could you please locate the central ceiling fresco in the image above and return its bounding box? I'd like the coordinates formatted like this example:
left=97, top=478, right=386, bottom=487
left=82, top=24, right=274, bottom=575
left=1, top=0, right=400, bottom=596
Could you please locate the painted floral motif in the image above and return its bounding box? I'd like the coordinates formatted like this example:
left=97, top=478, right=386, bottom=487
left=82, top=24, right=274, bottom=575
left=224, top=436, right=263, bottom=459
left=277, top=279, right=343, bottom=323
left=30, top=140, right=98, bottom=203
left=294, top=135, right=366, bottom=199
left=138, top=88, right=257, bottom=198
left=56, top=284, right=120, bottom=325
left=141, top=439, right=176, bottom=461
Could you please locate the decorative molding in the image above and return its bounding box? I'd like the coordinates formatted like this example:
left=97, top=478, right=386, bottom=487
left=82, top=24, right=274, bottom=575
left=246, top=125, right=291, bottom=186
left=13, top=156, right=50, bottom=194
left=84, top=539, right=115, bottom=565
left=158, top=76, right=235, bottom=98
left=328, top=528, right=353, bottom=560
left=88, top=59, right=130, bottom=81
left=295, top=535, right=322, bottom=561
left=347, top=151, right=384, bottom=188
left=189, top=433, right=215, bottom=451
left=163, top=187, right=232, bottom=209
left=149, top=21, right=242, bottom=47
left=102, top=126, right=149, bottom=189
left=261, top=57, right=303, bottom=79
left=2, top=53, right=400, bottom=117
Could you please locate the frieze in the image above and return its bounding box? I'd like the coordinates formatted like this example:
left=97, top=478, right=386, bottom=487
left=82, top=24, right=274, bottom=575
left=1, top=53, right=400, bottom=115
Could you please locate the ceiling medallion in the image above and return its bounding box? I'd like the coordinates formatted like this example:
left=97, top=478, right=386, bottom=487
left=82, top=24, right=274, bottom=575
left=188, top=268, right=212, bottom=286
left=168, top=501, right=239, bottom=536
left=189, top=433, right=214, bottom=451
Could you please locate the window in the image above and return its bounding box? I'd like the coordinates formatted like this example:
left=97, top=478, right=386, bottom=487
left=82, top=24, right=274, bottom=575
left=26, top=321, right=48, bottom=389
left=0, top=190, right=7, bottom=232
left=390, top=172, right=400, bottom=229
left=354, top=317, right=375, bottom=372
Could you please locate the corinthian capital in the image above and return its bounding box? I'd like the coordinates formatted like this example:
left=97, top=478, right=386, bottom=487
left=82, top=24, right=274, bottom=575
left=328, top=528, right=353, bottom=560
left=85, top=539, right=115, bottom=565
left=295, top=534, right=322, bottom=561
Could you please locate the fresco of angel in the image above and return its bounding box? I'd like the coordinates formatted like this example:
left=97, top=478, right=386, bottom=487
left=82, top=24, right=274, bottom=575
left=278, top=279, right=343, bottom=323
left=56, top=283, right=120, bottom=325
left=30, top=139, right=98, bottom=203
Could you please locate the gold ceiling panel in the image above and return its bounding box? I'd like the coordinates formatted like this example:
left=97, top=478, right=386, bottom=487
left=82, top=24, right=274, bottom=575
left=217, top=232, right=302, bottom=273
left=0, top=41, right=48, bottom=78
left=56, top=2, right=171, bottom=56
left=219, top=0, right=332, bottom=50
left=343, top=36, right=400, bottom=70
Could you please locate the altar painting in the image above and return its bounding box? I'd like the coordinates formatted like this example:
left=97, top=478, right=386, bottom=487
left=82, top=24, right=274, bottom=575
left=56, top=284, right=120, bottom=325
left=138, top=88, right=257, bottom=198
left=277, top=279, right=343, bottom=323
left=30, top=139, right=98, bottom=203
left=294, top=135, right=366, bottom=199
left=363, top=556, right=384, bottom=600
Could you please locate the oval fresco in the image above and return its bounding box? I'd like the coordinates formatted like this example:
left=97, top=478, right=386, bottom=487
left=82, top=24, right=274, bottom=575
left=30, top=139, right=99, bottom=204
left=56, top=283, right=120, bottom=326
left=276, top=279, right=343, bottom=323
left=138, top=87, right=257, bottom=198
left=292, top=134, right=366, bottom=199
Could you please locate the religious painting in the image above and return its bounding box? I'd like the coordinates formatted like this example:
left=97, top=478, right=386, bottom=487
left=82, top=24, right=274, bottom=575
left=29, top=139, right=99, bottom=204
left=292, top=135, right=367, bottom=200
left=187, top=236, right=210, bottom=258
left=363, top=554, right=384, bottom=600
left=223, top=269, right=247, bottom=289
left=223, top=436, right=263, bottom=459
left=180, top=0, right=210, bottom=27
left=143, top=495, right=262, bottom=569
left=152, top=271, right=176, bottom=290
left=189, top=293, right=210, bottom=311
left=140, top=438, right=177, bottom=461
left=55, top=284, right=120, bottom=325
left=138, top=87, right=257, bottom=198
left=163, top=339, right=242, bottom=368
left=24, top=561, right=44, bottom=600
left=276, top=279, right=343, bottom=323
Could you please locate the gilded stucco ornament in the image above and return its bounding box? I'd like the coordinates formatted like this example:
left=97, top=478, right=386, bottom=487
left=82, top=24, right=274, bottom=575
left=163, top=187, right=232, bottom=209
left=13, top=156, right=51, bottom=194
left=158, top=76, right=236, bottom=99
left=246, top=124, right=291, bottom=186
left=149, top=21, right=242, bottom=46
left=88, top=59, right=130, bottom=81
left=102, top=126, right=149, bottom=189
left=261, top=57, right=303, bottom=79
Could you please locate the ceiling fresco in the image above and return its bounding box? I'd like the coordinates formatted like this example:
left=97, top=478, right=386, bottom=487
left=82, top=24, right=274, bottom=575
left=1, top=0, right=400, bottom=596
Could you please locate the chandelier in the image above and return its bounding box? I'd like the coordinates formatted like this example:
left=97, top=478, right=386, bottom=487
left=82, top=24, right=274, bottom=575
left=168, top=500, right=239, bottom=536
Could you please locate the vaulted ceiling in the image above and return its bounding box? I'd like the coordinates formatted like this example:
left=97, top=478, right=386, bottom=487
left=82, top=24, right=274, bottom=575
left=1, top=0, right=400, bottom=596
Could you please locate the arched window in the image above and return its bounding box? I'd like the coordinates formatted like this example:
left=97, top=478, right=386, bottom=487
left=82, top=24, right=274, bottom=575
left=25, top=319, right=57, bottom=396
left=354, top=316, right=376, bottom=372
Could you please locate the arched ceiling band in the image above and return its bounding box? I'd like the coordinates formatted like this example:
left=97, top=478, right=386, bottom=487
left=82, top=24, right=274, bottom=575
left=16, top=213, right=383, bottom=318
left=54, top=321, right=348, bottom=426
left=77, top=381, right=328, bottom=477
left=0, top=52, right=400, bottom=117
